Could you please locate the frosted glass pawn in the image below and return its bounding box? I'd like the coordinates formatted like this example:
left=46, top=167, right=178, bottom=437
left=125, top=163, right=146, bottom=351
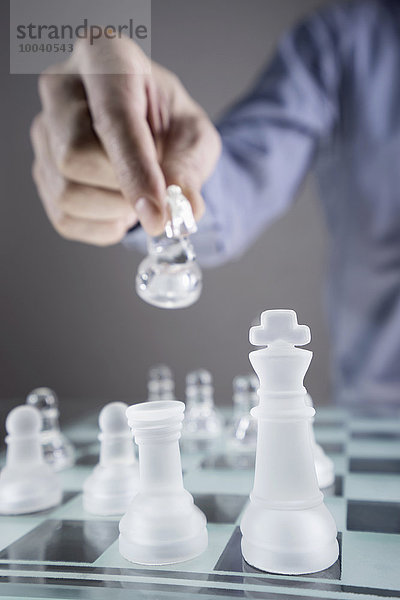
left=83, top=402, right=139, bottom=515
left=26, top=387, right=75, bottom=471
left=0, top=405, right=62, bottom=514
left=136, top=185, right=202, bottom=309
left=147, top=364, right=176, bottom=402
left=240, top=310, right=338, bottom=574
left=119, top=400, right=208, bottom=565
left=305, top=394, right=335, bottom=489
left=182, top=369, right=223, bottom=450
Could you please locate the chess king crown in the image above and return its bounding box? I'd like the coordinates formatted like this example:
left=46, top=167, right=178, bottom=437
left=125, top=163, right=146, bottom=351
left=249, top=310, right=313, bottom=397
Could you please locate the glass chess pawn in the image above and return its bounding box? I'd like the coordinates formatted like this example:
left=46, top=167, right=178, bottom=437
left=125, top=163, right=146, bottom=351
left=227, top=375, right=259, bottom=468
left=146, top=364, right=176, bottom=402
left=136, top=185, right=202, bottom=309
left=181, top=369, right=223, bottom=451
left=26, top=387, right=75, bottom=471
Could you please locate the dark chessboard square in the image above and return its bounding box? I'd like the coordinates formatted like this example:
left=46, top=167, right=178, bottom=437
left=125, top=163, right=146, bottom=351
left=193, top=494, right=247, bottom=524
left=76, top=453, right=99, bottom=466
left=214, top=527, right=342, bottom=581
left=351, top=431, right=400, bottom=441
left=347, top=500, right=400, bottom=533
left=349, top=457, right=400, bottom=474
left=314, top=420, right=344, bottom=428
left=319, top=442, right=344, bottom=455
left=0, top=519, right=119, bottom=563
left=201, top=453, right=255, bottom=470
left=350, top=407, right=400, bottom=419
left=61, top=491, right=80, bottom=505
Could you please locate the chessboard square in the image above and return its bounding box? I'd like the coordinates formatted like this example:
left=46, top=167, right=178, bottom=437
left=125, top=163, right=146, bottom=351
left=314, top=428, right=347, bottom=445
left=349, top=458, right=400, bottom=474
left=75, top=443, right=100, bottom=466
left=0, top=519, right=119, bottom=563
left=214, top=526, right=342, bottom=581
left=201, top=453, right=256, bottom=471
left=57, top=465, right=93, bottom=491
left=0, top=516, right=42, bottom=553
left=346, top=473, right=400, bottom=502
left=348, top=440, right=400, bottom=459
left=192, top=494, right=248, bottom=524
left=319, top=442, right=345, bottom=455
left=184, top=469, right=254, bottom=497
left=351, top=430, right=400, bottom=441
left=314, top=419, right=345, bottom=428
left=315, top=406, right=348, bottom=421
left=322, top=475, right=343, bottom=498
left=324, top=497, right=347, bottom=533
left=328, top=453, right=347, bottom=476
left=347, top=500, right=400, bottom=534
left=350, top=417, right=400, bottom=434
left=341, top=530, right=400, bottom=592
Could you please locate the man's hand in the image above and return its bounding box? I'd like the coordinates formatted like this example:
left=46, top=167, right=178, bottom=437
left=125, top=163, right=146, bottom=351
left=30, top=37, right=221, bottom=246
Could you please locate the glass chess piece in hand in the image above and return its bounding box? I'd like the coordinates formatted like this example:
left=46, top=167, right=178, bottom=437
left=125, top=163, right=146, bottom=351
left=136, top=185, right=202, bottom=309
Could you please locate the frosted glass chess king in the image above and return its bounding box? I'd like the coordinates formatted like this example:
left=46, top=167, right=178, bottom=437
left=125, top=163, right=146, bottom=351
left=83, top=402, right=139, bottom=515
left=305, top=394, right=335, bottom=489
left=119, top=400, right=208, bottom=565
left=26, top=387, right=75, bottom=471
left=136, top=185, right=202, bottom=309
left=240, top=310, right=339, bottom=574
left=0, top=405, right=62, bottom=514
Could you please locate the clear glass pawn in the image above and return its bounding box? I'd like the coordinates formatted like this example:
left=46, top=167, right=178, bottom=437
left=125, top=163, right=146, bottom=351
left=182, top=369, right=223, bottom=451
left=230, top=374, right=259, bottom=450
left=147, top=364, right=176, bottom=402
left=136, top=185, right=202, bottom=309
left=26, top=387, right=75, bottom=471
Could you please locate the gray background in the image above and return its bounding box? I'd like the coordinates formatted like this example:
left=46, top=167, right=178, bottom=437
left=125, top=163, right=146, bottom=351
left=1, top=0, right=331, bottom=425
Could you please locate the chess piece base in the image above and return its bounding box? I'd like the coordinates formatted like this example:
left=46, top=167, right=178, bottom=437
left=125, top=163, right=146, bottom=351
left=119, top=490, right=208, bottom=565
left=83, top=464, right=139, bottom=516
left=241, top=502, right=339, bottom=575
left=0, top=465, right=62, bottom=515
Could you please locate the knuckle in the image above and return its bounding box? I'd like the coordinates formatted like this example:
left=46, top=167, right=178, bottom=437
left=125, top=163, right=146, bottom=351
left=55, top=145, right=77, bottom=177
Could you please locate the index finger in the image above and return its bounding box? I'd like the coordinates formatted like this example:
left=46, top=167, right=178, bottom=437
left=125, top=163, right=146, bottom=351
left=73, top=38, right=167, bottom=236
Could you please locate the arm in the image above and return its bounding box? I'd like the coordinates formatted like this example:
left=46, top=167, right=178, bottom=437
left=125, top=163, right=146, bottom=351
left=183, top=7, right=344, bottom=266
